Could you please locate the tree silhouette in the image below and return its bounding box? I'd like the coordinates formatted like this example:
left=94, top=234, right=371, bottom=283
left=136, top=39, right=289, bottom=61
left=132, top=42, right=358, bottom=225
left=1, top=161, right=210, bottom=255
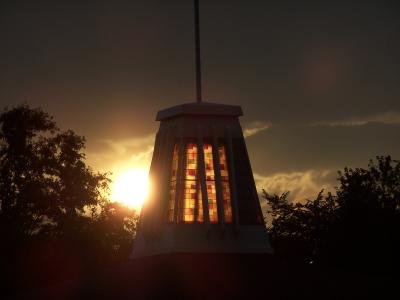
left=264, top=156, right=400, bottom=273
left=0, top=104, right=137, bottom=293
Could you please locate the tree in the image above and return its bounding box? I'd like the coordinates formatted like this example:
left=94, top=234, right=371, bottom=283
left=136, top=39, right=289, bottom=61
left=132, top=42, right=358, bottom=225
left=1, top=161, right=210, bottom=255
left=0, top=104, right=109, bottom=237
left=264, top=190, right=337, bottom=265
left=264, top=156, right=400, bottom=273
left=0, top=104, right=137, bottom=291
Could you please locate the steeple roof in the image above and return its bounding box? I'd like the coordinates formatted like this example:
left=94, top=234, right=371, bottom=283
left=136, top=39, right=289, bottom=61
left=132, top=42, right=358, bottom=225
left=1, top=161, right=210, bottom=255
left=156, top=102, right=243, bottom=121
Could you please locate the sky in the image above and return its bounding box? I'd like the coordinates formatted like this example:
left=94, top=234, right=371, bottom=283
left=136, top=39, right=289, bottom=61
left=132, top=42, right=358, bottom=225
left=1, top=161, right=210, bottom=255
left=1, top=0, right=400, bottom=203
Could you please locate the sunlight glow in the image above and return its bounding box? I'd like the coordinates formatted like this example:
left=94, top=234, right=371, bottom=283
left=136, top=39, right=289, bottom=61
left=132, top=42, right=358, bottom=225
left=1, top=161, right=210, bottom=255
left=111, top=169, right=149, bottom=210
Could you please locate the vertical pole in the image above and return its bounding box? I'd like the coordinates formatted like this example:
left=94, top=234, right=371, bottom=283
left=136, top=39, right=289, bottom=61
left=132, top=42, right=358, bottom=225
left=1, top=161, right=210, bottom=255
left=197, top=126, right=210, bottom=227
left=239, top=131, right=265, bottom=225
left=148, top=127, right=171, bottom=237
left=158, top=128, right=175, bottom=225
left=140, top=130, right=160, bottom=234
left=226, top=126, right=240, bottom=232
left=194, top=0, right=202, bottom=103
left=212, top=126, right=225, bottom=232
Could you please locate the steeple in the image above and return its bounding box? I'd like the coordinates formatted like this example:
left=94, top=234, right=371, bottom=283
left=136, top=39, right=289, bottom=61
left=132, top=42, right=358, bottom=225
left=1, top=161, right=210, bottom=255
left=131, top=1, right=272, bottom=258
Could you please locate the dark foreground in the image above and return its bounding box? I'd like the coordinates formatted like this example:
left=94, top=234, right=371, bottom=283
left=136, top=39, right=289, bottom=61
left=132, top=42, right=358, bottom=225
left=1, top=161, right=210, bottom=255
left=6, top=254, right=397, bottom=299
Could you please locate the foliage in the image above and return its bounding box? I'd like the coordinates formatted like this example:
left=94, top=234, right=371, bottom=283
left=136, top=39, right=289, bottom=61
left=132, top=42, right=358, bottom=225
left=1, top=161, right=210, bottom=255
left=264, top=156, right=400, bottom=272
left=0, top=104, right=138, bottom=284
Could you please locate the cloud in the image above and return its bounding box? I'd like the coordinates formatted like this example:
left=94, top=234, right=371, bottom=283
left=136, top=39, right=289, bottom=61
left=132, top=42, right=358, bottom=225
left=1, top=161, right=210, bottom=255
left=85, top=134, right=155, bottom=177
left=100, top=135, right=155, bottom=155
left=243, top=121, right=271, bottom=138
left=254, top=169, right=337, bottom=203
left=312, top=111, right=400, bottom=127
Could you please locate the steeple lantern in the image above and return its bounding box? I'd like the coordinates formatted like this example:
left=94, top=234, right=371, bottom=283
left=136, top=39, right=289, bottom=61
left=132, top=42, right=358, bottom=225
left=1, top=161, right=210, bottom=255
left=132, top=102, right=272, bottom=258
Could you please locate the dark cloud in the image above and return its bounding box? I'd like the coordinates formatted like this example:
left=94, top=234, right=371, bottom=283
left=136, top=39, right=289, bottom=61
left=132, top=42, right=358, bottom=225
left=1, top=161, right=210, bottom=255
left=247, top=122, right=400, bottom=176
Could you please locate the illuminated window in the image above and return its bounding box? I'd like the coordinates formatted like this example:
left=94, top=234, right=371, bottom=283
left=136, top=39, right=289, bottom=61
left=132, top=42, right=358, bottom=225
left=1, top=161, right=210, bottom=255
left=219, top=145, right=232, bottom=223
left=203, top=143, right=218, bottom=223
left=180, top=143, right=203, bottom=223
left=168, top=141, right=232, bottom=224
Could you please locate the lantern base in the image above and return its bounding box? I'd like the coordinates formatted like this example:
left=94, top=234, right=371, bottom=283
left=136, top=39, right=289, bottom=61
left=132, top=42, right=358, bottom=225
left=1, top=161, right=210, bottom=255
left=131, top=224, right=273, bottom=259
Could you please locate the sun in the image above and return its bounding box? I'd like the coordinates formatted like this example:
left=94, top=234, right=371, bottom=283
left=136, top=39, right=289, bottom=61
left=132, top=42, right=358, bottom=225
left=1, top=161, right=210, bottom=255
left=111, top=169, right=149, bottom=210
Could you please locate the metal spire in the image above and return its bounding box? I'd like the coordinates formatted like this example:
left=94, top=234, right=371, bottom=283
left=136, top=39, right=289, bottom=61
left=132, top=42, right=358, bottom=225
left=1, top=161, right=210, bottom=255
left=194, top=0, right=202, bottom=103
